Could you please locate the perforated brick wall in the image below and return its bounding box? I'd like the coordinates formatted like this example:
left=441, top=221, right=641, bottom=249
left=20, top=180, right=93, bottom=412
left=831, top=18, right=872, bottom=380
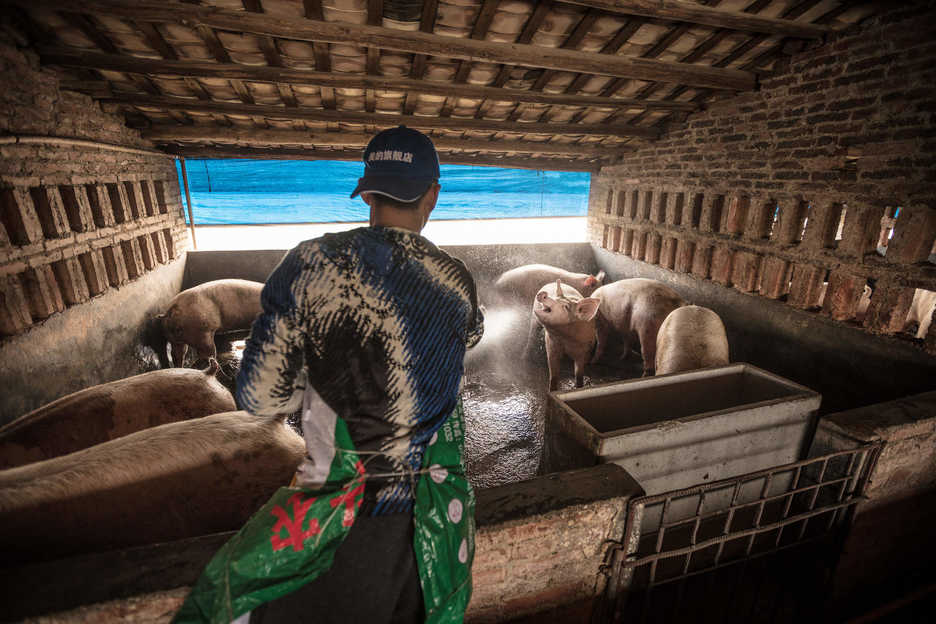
left=589, top=4, right=936, bottom=354
left=0, top=37, right=189, bottom=339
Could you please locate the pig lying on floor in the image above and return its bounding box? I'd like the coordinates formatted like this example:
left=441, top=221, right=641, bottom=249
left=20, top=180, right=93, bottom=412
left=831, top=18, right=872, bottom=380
left=591, top=278, right=685, bottom=376
left=0, top=361, right=235, bottom=469
left=532, top=279, right=600, bottom=391
left=159, top=279, right=264, bottom=367
left=0, top=411, right=304, bottom=564
left=493, top=264, right=605, bottom=307
left=655, top=305, right=730, bottom=375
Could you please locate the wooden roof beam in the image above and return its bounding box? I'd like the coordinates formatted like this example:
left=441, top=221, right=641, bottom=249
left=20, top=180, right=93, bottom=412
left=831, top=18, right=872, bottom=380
left=556, top=0, right=828, bottom=38
left=106, top=94, right=660, bottom=139
left=42, top=48, right=699, bottom=113
left=15, top=0, right=757, bottom=91
left=143, top=126, right=632, bottom=158
left=160, top=145, right=602, bottom=172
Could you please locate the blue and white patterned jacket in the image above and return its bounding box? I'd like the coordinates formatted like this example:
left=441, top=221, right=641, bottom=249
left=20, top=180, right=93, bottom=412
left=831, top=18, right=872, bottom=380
left=237, top=226, right=483, bottom=515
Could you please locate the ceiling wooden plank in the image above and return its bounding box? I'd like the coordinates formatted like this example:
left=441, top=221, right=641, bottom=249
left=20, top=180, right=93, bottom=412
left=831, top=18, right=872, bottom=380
left=14, top=0, right=757, bottom=91
left=134, top=20, right=214, bottom=102
left=42, top=49, right=699, bottom=112
left=160, top=145, right=602, bottom=172
left=109, top=94, right=660, bottom=138
left=554, top=0, right=828, bottom=38
left=404, top=0, right=440, bottom=114
left=144, top=125, right=631, bottom=157
left=301, top=0, right=335, bottom=110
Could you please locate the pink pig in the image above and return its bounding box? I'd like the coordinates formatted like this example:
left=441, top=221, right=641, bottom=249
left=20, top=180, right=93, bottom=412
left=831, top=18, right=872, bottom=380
left=533, top=279, right=601, bottom=391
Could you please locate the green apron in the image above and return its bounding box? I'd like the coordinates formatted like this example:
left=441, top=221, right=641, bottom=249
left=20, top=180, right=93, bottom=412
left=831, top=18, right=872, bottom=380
left=173, top=401, right=474, bottom=624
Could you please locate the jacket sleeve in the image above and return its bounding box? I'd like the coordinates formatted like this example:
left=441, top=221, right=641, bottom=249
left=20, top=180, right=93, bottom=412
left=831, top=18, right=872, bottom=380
left=236, top=247, right=309, bottom=416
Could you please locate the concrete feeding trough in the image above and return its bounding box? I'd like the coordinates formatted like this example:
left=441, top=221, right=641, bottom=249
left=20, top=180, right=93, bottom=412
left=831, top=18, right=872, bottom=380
left=545, top=363, right=821, bottom=497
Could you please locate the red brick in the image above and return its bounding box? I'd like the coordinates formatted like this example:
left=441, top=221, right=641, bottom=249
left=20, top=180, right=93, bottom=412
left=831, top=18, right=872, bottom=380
left=885, top=204, right=936, bottom=264
left=58, top=185, right=95, bottom=233
left=822, top=271, right=866, bottom=320
left=675, top=238, right=696, bottom=273
left=121, top=238, right=145, bottom=279
left=21, top=264, right=65, bottom=319
left=660, top=236, right=677, bottom=269
left=699, top=195, right=726, bottom=234
left=84, top=184, right=115, bottom=228
left=725, top=195, right=751, bottom=235
left=0, top=274, right=32, bottom=336
left=634, top=231, right=649, bottom=260
left=29, top=186, right=70, bottom=239
left=105, top=182, right=129, bottom=224
left=666, top=193, right=684, bottom=226
left=78, top=249, right=109, bottom=296
left=151, top=231, right=169, bottom=264
left=863, top=281, right=915, bottom=334
left=837, top=202, right=882, bottom=257
left=141, top=180, right=157, bottom=217
left=773, top=198, right=809, bottom=244
left=691, top=244, right=712, bottom=278
left=138, top=234, right=157, bottom=271
left=788, top=263, right=826, bottom=309
left=711, top=246, right=734, bottom=285
left=651, top=191, right=667, bottom=224
left=102, top=245, right=130, bottom=287
left=800, top=200, right=842, bottom=251
left=2, top=187, right=45, bottom=245
left=686, top=193, right=704, bottom=228
left=51, top=257, right=91, bottom=306
left=123, top=181, right=144, bottom=220
left=646, top=232, right=662, bottom=264
left=154, top=180, right=170, bottom=215
left=744, top=198, right=776, bottom=241
left=622, top=229, right=635, bottom=256
left=731, top=252, right=763, bottom=293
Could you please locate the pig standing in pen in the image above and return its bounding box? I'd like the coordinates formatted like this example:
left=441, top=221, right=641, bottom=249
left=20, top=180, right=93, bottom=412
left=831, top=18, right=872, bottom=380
left=0, top=360, right=235, bottom=469
left=532, top=279, right=600, bottom=391
left=655, top=305, right=730, bottom=375
left=591, top=278, right=685, bottom=376
left=159, top=278, right=264, bottom=367
left=0, top=411, right=304, bottom=564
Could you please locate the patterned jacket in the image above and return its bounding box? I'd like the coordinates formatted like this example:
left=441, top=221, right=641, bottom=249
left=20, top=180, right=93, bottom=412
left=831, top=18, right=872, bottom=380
left=237, top=226, right=483, bottom=515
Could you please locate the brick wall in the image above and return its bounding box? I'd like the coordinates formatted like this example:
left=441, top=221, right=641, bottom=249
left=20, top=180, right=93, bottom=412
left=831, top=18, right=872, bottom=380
left=0, top=35, right=191, bottom=420
left=0, top=37, right=189, bottom=339
left=589, top=4, right=936, bottom=354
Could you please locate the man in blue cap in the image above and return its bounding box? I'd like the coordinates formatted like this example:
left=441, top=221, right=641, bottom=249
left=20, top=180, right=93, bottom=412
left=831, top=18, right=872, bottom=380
left=174, top=126, right=483, bottom=624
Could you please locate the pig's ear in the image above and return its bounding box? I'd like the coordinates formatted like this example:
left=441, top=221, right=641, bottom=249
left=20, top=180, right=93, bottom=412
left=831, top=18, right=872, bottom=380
left=584, top=276, right=596, bottom=287
left=595, top=270, right=606, bottom=284
left=576, top=297, right=600, bottom=321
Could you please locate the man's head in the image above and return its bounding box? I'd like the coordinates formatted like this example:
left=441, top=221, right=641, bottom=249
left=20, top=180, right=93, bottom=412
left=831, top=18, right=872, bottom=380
left=350, top=126, right=441, bottom=232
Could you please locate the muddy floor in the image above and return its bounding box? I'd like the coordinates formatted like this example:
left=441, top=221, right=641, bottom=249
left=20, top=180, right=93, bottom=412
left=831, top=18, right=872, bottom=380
left=212, top=305, right=643, bottom=491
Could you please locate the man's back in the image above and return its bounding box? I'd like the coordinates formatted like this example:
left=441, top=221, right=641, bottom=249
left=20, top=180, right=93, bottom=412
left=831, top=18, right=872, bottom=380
left=237, top=225, right=482, bottom=514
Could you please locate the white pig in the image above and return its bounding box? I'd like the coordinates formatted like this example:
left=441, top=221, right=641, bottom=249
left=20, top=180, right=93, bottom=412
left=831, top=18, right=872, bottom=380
left=906, top=288, right=936, bottom=338
left=533, top=280, right=600, bottom=391
left=493, top=264, right=605, bottom=307
left=159, top=279, right=264, bottom=366
left=0, top=411, right=304, bottom=564
left=655, top=305, right=730, bottom=375
left=0, top=360, right=235, bottom=469
left=591, top=278, right=685, bottom=376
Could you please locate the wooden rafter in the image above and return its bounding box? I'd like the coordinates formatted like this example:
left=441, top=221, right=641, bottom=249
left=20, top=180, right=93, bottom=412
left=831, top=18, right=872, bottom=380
left=555, top=0, right=829, bottom=38
left=301, top=0, right=335, bottom=110
left=106, top=94, right=661, bottom=139
left=11, top=0, right=757, bottom=91
left=144, top=126, right=629, bottom=159
left=441, top=0, right=502, bottom=118
left=404, top=0, right=440, bottom=115
left=42, top=49, right=700, bottom=113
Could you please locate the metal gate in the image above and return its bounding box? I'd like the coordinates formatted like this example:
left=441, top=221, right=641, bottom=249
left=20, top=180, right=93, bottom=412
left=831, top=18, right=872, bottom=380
left=594, top=443, right=883, bottom=623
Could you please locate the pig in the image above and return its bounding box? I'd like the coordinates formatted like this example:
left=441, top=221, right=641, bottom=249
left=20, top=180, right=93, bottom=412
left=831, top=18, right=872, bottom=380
left=493, top=264, right=605, bottom=307
left=655, top=305, right=730, bottom=375
left=0, top=360, right=235, bottom=470
left=533, top=279, right=601, bottom=391
left=905, top=288, right=936, bottom=338
left=591, top=278, right=685, bottom=376
left=0, top=411, right=304, bottom=564
left=159, top=279, right=264, bottom=367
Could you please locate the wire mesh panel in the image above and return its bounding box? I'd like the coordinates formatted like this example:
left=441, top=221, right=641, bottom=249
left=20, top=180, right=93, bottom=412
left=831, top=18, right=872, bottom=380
left=596, top=444, right=882, bottom=623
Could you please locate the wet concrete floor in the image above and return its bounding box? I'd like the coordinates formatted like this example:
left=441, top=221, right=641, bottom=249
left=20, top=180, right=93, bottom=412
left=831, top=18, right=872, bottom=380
left=216, top=307, right=643, bottom=491
left=461, top=304, right=642, bottom=489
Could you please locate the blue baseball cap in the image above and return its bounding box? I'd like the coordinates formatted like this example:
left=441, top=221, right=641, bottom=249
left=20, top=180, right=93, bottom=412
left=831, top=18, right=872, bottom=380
left=350, top=126, right=441, bottom=202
